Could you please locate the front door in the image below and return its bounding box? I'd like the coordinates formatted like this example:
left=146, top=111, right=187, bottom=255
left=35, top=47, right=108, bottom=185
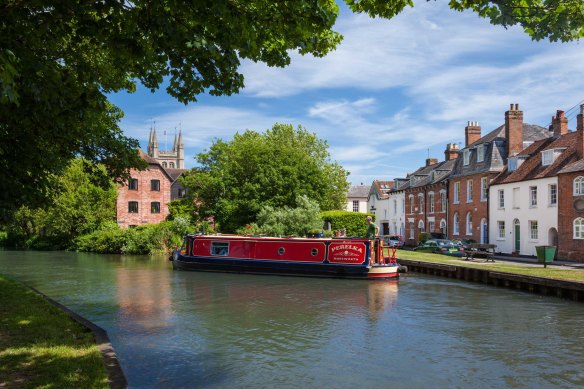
left=514, top=220, right=520, bottom=253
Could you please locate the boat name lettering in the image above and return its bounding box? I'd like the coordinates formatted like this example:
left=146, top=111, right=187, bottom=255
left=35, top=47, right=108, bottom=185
left=331, top=244, right=363, bottom=253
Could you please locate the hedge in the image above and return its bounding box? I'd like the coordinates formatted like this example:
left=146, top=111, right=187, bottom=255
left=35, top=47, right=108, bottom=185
left=320, top=211, right=374, bottom=238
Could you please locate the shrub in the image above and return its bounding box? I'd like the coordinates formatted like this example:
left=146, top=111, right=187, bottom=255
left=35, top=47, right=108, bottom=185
left=321, top=211, right=374, bottom=238
left=418, top=232, right=431, bottom=244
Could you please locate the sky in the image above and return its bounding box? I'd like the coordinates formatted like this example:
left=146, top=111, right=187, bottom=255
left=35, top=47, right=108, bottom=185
left=108, top=1, right=584, bottom=185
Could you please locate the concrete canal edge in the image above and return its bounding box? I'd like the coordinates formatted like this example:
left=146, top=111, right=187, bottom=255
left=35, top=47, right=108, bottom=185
left=26, top=285, right=128, bottom=389
left=399, top=259, right=584, bottom=302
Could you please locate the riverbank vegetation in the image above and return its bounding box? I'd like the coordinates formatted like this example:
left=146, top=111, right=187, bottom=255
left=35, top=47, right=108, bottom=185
left=398, top=250, right=584, bottom=283
left=0, top=275, right=108, bottom=388
left=180, top=124, right=349, bottom=233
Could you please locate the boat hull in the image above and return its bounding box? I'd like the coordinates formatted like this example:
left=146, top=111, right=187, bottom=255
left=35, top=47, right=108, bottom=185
left=172, top=254, right=399, bottom=279
left=171, top=235, right=399, bottom=280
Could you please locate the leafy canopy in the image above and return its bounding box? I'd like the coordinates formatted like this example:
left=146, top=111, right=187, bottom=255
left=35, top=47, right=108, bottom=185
left=1, top=0, right=581, bottom=215
left=246, top=195, right=324, bottom=237
left=180, top=124, right=349, bottom=232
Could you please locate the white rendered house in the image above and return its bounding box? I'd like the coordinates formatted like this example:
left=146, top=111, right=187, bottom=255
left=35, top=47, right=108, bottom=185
left=489, top=176, right=558, bottom=256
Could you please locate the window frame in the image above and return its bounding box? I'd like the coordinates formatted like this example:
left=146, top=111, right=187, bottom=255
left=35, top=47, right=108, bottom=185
left=497, top=221, right=505, bottom=239
left=128, top=178, right=139, bottom=191
left=529, top=186, right=537, bottom=207
left=575, top=218, right=584, bottom=239
left=466, top=212, right=473, bottom=236
left=549, top=184, right=557, bottom=206
left=529, top=220, right=538, bottom=240
left=480, top=177, right=488, bottom=201
left=128, top=201, right=139, bottom=213
left=453, top=213, right=460, bottom=235
left=477, top=144, right=484, bottom=162
left=463, top=149, right=470, bottom=166
left=498, top=189, right=505, bottom=209
left=211, top=241, right=230, bottom=256
left=466, top=179, right=473, bottom=203
left=150, top=179, right=160, bottom=191
left=352, top=200, right=359, bottom=212
left=151, top=201, right=161, bottom=214
left=429, top=192, right=435, bottom=213
left=575, top=176, right=584, bottom=196
left=453, top=182, right=460, bottom=204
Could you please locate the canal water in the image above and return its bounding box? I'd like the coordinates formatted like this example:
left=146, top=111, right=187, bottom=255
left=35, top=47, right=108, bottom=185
left=1, top=251, right=584, bottom=388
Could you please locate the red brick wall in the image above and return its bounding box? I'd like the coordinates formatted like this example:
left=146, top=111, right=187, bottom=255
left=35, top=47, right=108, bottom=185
left=405, top=182, right=448, bottom=245
left=448, top=174, right=490, bottom=242
left=557, top=171, right=584, bottom=261
left=116, top=166, right=172, bottom=228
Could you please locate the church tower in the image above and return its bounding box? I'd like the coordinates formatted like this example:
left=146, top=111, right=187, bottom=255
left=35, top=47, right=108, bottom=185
left=146, top=125, right=184, bottom=169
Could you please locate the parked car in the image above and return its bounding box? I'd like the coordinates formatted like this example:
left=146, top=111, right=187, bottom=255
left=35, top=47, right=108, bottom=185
left=413, top=239, right=465, bottom=257
left=383, top=235, right=405, bottom=248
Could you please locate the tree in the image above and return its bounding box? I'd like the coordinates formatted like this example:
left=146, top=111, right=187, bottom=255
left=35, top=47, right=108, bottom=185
left=0, top=0, right=343, bottom=214
left=6, top=158, right=117, bottom=248
left=1, top=0, right=580, bottom=214
left=251, top=195, right=323, bottom=237
left=181, top=124, right=349, bottom=232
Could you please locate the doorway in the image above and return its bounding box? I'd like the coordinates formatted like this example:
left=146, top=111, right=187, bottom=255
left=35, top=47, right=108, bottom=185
left=514, top=219, right=520, bottom=253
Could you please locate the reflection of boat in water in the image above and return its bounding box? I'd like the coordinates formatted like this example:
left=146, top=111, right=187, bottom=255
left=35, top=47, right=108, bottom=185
left=171, top=234, right=401, bottom=279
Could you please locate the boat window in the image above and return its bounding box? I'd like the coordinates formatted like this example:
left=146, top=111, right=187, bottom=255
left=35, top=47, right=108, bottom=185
left=211, top=242, right=229, bottom=256
left=278, top=247, right=285, bottom=255
left=311, top=248, right=318, bottom=256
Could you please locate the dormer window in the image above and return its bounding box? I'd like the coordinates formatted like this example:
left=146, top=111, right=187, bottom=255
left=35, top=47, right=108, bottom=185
left=508, top=156, right=526, bottom=172
left=542, top=150, right=553, bottom=166
left=509, top=157, right=518, bottom=172
left=542, top=148, right=567, bottom=166
left=463, top=149, right=470, bottom=165
left=477, top=145, right=485, bottom=162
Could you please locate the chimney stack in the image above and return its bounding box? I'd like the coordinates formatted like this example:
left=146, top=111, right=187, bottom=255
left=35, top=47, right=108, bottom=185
left=465, top=121, right=481, bottom=146
left=426, top=157, right=438, bottom=167
left=505, top=103, right=523, bottom=157
left=578, top=105, right=584, bottom=159
left=551, top=110, right=568, bottom=137
left=444, top=143, right=459, bottom=161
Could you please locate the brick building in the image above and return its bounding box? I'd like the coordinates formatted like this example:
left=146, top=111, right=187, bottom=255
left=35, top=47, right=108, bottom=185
left=116, top=150, right=186, bottom=228
left=403, top=145, right=456, bottom=245
left=489, top=108, right=584, bottom=260
left=449, top=104, right=550, bottom=243
left=557, top=107, right=584, bottom=261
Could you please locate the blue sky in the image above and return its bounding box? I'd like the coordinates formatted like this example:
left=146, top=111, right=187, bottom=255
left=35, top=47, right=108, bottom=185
left=108, top=1, right=584, bottom=185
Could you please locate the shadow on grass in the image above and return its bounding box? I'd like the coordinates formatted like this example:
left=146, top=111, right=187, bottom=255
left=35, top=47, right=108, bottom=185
left=0, top=276, right=110, bottom=388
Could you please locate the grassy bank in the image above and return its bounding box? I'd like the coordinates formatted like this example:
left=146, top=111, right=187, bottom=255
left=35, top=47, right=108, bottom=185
left=397, top=250, right=584, bottom=283
left=0, top=275, right=108, bottom=388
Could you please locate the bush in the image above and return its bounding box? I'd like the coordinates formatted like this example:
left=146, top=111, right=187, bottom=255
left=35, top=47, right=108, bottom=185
left=73, top=218, right=194, bottom=255
left=321, top=211, right=374, bottom=238
left=418, top=232, right=431, bottom=244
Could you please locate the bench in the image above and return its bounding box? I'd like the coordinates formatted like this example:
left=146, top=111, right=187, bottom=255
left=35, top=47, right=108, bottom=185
left=465, top=243, right=496, bottom=262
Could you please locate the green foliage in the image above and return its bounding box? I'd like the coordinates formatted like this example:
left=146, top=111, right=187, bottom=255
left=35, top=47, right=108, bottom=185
left=321, top=211, right=374, bottom=238
left=73, top=218, right=194, bottom=255
left=418, top=232, right=431, bottom=244
left=183, top=124, right=349, bottom=232
left=0, top=0, right=344, bottom=214
left=2, top=159, right=117, bottom=249
left=250, top=195, right=323, bottom=237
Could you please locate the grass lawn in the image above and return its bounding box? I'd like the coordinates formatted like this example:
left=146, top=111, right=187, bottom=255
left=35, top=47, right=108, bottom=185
left=0, top=275, right=109, bottom=388
left=395, top=250, right=584, bottom=283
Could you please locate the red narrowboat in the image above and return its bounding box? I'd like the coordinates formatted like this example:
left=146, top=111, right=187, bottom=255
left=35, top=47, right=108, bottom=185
left=171, top=234, right=401, bottom=279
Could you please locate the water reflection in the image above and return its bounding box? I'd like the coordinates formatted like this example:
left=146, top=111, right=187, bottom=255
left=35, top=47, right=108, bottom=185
left=2, top=252, right=584, bottom=388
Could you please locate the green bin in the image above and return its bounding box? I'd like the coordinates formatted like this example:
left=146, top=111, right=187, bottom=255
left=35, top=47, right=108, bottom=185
left=535, top=245, right=556, bottom=267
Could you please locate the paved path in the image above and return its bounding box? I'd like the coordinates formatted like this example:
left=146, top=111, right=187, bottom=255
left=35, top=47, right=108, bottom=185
left=470, top=254, right=584, bottom=270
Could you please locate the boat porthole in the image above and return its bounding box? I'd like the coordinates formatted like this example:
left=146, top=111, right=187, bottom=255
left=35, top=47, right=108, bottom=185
left=278, top=247, right=285, bottom=255
left=311, top=248, right=318, bottom=256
